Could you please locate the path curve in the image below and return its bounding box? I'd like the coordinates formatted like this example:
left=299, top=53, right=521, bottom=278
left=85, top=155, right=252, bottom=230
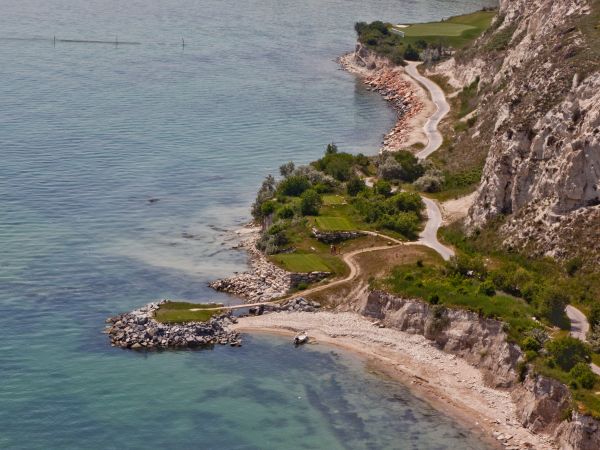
left=405, top=61, right=450, bottom=160
left=193, top=231, right=405, bottom=311
left=403, top=61, right=454, bottom=260
left=194, top=61, right=454, bottom=313
left=565, top=305, right=600, bottom=375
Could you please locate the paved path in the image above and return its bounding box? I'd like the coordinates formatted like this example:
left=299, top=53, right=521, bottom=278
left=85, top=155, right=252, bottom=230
left=418, top=197, right=454, bottom=261
left=405, top=61, right=450, bottom=160
left=565, top=305, right=600, bottom=375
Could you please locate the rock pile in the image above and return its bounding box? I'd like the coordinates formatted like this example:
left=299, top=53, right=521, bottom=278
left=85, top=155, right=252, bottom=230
left=263, top=297, right=322, bottom=313
left=312, top=227, right=365, bottom=244
left=210, top=231, right=329, bottom=302
left=105, top=301, right=241, bottom=349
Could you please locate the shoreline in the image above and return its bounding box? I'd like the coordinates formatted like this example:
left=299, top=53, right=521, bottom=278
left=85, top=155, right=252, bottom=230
left=338, top=49, right=435, bottom=153
left=232, top=311, right=554, bottom=449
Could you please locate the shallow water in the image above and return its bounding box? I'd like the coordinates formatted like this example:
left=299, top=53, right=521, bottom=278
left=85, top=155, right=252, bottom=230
left=1, top=0, right=496, bottom=448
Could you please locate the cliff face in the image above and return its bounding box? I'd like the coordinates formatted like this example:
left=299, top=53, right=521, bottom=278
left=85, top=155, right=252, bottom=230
left=362, top=290, right=600, bottom=449
left=362, top=290, right=522, bottom=387
left=439, top=0, right=600, bottom=263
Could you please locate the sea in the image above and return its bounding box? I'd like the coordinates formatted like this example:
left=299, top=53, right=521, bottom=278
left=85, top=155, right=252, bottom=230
left=0, top=0, right=497, bottom=448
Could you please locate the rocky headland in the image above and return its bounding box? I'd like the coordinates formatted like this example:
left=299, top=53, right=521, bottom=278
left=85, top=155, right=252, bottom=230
left=209, top=228, right=329, bottom=302
left=105, top=301, right=242, bottom=349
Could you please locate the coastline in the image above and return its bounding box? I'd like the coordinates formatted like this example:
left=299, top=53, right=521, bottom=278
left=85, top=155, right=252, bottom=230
left=338, top=49, right=435, bottom=153
left=232, top=312, right=554, bottom=450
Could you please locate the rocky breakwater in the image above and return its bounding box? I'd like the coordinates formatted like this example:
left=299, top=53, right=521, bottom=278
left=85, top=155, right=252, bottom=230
left=210, top=232, right=329, bottom=302
left=105, top=301, right=241, bottom=349
left=339, top=43, right=424, bottom=152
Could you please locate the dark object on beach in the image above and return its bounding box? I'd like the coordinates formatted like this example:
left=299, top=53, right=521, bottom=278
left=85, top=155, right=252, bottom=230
left=294, top=333, right=308, bottom=346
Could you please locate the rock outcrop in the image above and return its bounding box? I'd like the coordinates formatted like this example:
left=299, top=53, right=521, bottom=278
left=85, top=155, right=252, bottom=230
left=209, top=231, right=329, bottom=302
left=311, top=227, right=366, bottom=244
left=105, top=301, right=241, bottom=349
left=432, top=0, right=600, bottom=264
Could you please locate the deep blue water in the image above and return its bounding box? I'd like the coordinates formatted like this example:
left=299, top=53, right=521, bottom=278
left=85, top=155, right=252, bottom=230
left=1, top=0, right=496, bottom=448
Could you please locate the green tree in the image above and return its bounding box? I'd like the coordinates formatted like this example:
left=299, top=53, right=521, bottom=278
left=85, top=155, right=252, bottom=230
left=251, top=174, right=276, bottom=219
left=404, top=45, right=420, bottom=61
left=570, top=362, right=597, bottom=389
left=300, top=189, right=322, bottom=216
left=546, top=336, right=591, bottom=371
left=374, top=180, right=392, bottom=197
left=346, top=177, right=366, bottom=196
left=278, top=175, right=311, bottom=196
left=537, top=287, right=569, bottom=327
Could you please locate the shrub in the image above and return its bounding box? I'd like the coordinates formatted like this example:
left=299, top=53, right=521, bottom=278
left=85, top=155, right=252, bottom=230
left=279, top=161, right=295, bottom=177
left=570, top=363, right=596, bottom=389
left=565, top=257, right=583, bottom=276
left=536, top=287, right=570, bottom=327
left=292, top=165, right=338, bottom=188
left=404, top=45, right=420, bottom=61
left=260, top=200, right=276, bottom=216
left=414, top=174, right=443, bottom=193
left=588, top=323, right=600, bottom=353
left=546, top=336, right=591, bottom=372
left=374, top=180, right=392, bottom=197
left=388, top=191, right=424, bottom=214
left=251, top=175, right=276, bottom=219
left=589, top=304, right=600, bottom=328
left=521, top=336, right=541, bottom=352
left=447, top=254, right=486, bottom=278
left=313, top=146, right=357, bottom=182
left=347, top=177, right=366, bottom=196
left=377, top=156, right=405, bottom=181
left=278, top=175, right=311, bottom=196
left=428, top=294, right=440, bottom=305
left=378, top=212, right=420, bottom=238
left=393, top=150, right=425, bottom=182
left=478, top=280, right=496, bottom=296
left=300, top=189, right=322, bottom=216
left=276, top=205, right=295, bottom=220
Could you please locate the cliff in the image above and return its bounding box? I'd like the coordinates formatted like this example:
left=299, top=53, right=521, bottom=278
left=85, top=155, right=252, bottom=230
left=362, top=290, right=600, bottom=449
left=432, top=0, right=600, bottom=264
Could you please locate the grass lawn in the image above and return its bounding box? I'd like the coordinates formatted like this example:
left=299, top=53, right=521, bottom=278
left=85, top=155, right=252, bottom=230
left=270, top=253, right=332, bottom=273
left=322, top=194, right=346, bottom=206
left=154, top=301, right=223, bottom=324
left=315, top=216, right=355, bottom=231
left=394, top=10, right=496, bottom=48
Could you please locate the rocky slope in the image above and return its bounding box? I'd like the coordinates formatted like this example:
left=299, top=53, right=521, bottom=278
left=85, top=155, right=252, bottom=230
left=432, top=0, right=600, bottom=264
left=362, top=291, right=600, bottom=449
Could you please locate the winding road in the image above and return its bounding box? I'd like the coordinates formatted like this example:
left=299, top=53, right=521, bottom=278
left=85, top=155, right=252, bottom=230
left=565, top=305, right=600, bottom=375
left=196, top=60, right=455, bottom=312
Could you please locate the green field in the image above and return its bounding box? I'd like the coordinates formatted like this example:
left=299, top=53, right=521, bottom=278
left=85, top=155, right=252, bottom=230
left=315, top=216, right=355, bottom=231
left=154, top=301, right=223, bottom=324
left=270, top=253, right=332, bottom=273
left=322, top=194, right=346, bottom=206
left=394, top=10, right=496, bottom=48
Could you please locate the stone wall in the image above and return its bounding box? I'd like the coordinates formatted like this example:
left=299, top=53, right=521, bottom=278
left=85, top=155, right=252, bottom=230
left=311, top=227, right=366, bottom=244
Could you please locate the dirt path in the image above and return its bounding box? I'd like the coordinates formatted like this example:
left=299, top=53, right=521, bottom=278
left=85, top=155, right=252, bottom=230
left=565, top=305, right=600, bottom=375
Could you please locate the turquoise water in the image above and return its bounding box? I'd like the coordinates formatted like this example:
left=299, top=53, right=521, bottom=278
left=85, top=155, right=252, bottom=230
left=0, top=0, right=496, bottom=448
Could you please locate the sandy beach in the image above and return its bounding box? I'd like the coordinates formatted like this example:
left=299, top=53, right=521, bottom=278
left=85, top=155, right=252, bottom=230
left=233, top=311, right=556, bottom=450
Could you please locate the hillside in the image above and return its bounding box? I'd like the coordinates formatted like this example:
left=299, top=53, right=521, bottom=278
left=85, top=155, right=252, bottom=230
left=429, top=0, right=600, bottom=265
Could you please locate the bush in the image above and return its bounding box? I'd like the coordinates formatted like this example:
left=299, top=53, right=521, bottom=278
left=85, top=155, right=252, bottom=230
left=546, top=336, right=591, bottom=372
left=260, top=200, right=276, bottom=216
left=478, top=280, right=496, bottom=296
left=251, top=175, right=276, bottom=219
left=588, top=323, right=600, bottom=353
left=414, top=174, right=443, bottom=193
left=447, top=254, right=486, bottom=278
left=393, top=151, right=425, bottom=182
left=347, top=177, right=366, bottom=196
left=388, top=192, right=424, bottom=214
left=300, top=189, right=322, bottom=216
left=279, top=161, right=295, bottom=177
left=313, top=146, right=357, bottom=182
left=378, top=212, right=420, bottom=238
left=565, top=257, right=583, bottom=276
left=570, top=363, right=596, bottom=389
left=278, top=175, right=311, bottom=196
left=521, top=336, right=541, bottom=352
left=404, top=45, right=420, bottom=61
left=428, top=294, right=440, bottom=305
left=374, top=180, right=392, bottom=197
left=536, top=287, right=569, bottom=327
left=377, top=156, right=405, bottom=181
left=276, top=205, right=295, bottom=220
left=589, top=304, right=600, bottom=328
